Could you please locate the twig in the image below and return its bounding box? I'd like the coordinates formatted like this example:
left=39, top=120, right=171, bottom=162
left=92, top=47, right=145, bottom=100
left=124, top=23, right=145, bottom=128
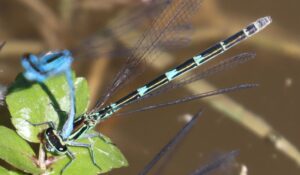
left=17, top=0, right=60, bottom=31
left=0, top=41, right=6, bottom=51
left=17, top=0, right=63, bottom=48
left=198, top=81, right=300, bottom=166
left=86, top=57, right=110, bottom=110
left=59, top=0, right=74, bottom=23
left=78, top=0, right=135, bottom=11
left=0, top=40, right=44, bottom=58
left=38, top=144, right=46, bottom=171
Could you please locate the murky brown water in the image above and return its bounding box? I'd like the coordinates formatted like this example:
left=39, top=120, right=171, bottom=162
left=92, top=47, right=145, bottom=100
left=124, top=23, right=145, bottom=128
left=0, top=0, right=299, bottom=174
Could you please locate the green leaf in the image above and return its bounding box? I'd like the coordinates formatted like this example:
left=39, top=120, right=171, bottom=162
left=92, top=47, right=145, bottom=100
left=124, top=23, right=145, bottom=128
left=0, top=126, right=41, bottom=174
left=6, top=72, right=127, bottom=174
left=50, top=133, right=128, bottom=175
left=0, top=166, right=24, bottom=175
left=6, top=73, right=89, bottom=143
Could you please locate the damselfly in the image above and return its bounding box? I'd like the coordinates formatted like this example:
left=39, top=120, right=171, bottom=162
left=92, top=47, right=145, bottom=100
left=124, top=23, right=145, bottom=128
left=24, top=0, right=272, bottom=174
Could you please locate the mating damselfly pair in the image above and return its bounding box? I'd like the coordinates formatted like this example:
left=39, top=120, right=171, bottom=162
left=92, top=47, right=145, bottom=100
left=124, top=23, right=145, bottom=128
left=11, top=0, right=271, bottom=174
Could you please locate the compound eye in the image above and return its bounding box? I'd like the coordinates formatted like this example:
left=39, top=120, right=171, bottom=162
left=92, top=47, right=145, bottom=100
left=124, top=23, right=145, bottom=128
left=45, top=53, right=63, bottom=63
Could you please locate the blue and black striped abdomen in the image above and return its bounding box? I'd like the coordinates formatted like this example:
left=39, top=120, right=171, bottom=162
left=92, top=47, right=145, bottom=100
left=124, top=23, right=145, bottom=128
left=101, top=17, right=272, bottom=118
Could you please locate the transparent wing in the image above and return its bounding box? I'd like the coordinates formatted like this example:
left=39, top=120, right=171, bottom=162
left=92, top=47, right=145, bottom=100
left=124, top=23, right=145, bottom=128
left=75, top=34, right=192, bottom=61
left=139, top=110, right=203, bottom=175
left=116, top=83, right=257, bottom=116
left=115, top=52, right=256, bottom=109
left=72, top=0, right=180, bottom=60
left=92, top=0, right=202, bottom=111
left=190, top=151, right=239, bottom=175
left=139, top=52, right=255, bottom=102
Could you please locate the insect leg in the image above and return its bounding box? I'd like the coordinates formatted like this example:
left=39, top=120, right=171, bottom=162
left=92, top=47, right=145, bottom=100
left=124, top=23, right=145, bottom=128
left=61, top=150, right=75, bottom=175
left=81, top=132, right=115, bottom=145
left=68, top=141, right=102, bottom=170
left=25, top=120, right=55, bottom=128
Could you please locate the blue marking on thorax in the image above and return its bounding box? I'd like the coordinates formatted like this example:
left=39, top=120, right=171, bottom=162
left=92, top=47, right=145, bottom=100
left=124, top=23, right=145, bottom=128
left=95, top=104, right=117, bottom=120
left=137, top=86, right=148, bottom=97
left=193, top=55, right=204, bottom=65
left=110, top=103, right=118, bottom=112
left=165, top=69, right=178, bottom=81
left=220, top=41, right=226, bottom=51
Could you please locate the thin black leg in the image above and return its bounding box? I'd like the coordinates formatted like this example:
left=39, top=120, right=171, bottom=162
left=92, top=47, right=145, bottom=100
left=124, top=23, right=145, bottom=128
left=25, top=120, right=55, bottom=128
left=81, top=132, right=115, bottom=145
left=68, top=141, right=102, bottom=170
left=60, top=150, right=75, bottom=175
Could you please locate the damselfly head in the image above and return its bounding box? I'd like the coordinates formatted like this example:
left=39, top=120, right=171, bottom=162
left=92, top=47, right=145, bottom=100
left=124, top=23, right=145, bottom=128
left=44, top=128, right=68, bottom=154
